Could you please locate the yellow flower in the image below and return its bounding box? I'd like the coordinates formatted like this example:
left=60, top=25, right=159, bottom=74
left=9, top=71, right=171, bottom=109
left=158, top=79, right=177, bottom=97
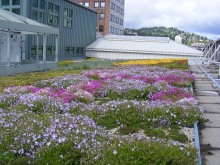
left=58, top=60, right=75, bottom=66
left=115, top=58, right=187, bottom=66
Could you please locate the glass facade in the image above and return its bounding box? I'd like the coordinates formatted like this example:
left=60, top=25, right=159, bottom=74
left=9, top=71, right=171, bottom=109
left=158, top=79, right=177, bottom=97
left=33, top=0, right=38, bottom=8
left=2, top=0, right=9, bottom=6
left=12, top=8, right=20, bottom=14
left=40, top=0, right=45, bottom=10
left=12, top=0, right=20, bottom=5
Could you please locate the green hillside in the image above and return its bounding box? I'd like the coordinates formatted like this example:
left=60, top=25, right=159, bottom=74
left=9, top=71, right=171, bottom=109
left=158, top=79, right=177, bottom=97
left=124, top=27, right=211, bottom=45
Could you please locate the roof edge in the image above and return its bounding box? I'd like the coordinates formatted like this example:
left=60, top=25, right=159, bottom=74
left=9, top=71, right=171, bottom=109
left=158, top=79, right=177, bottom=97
left=85, top=48, right=202, bottom=56
left=66, top=0, right=97, bottom=13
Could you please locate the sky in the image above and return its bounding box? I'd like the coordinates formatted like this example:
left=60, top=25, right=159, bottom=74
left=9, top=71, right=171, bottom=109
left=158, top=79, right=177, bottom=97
left=124, top=0, right=220, bottom=39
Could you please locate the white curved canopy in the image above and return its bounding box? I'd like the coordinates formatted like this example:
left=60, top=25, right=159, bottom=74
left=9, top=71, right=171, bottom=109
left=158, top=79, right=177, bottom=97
left=86, top=35, right=202, bottom=58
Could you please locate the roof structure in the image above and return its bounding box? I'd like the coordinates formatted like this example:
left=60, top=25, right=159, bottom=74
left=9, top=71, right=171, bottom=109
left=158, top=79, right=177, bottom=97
left=67, top=0, right=97, bottom=13
left=0, top=8, right=59, bottom=35
left=86, top=35, right=202, bottom=57
left=0, top=8, right=59, bottom=68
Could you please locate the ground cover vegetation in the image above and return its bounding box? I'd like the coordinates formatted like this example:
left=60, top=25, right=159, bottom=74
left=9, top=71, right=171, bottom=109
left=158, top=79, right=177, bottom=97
left=0, top=59, right=202, bottom=164
left=115, top=58, right=189, bottom=70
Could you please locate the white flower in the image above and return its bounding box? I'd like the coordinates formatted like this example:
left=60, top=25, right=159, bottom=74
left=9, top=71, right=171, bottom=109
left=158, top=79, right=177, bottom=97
left=113, top=150, right=117, bottom=155
left=47, top=142, right=51, bottom=146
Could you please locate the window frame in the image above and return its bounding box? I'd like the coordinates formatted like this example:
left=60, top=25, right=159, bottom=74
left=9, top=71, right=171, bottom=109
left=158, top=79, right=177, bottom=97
left=94, top=1, right=99, bottom=8
left=99, top=25, right=104, bottom=33
left=99, top=13, right=104, bottom=20
left=32, top=0, right=38, bottom=8
left=12, top=0, right=20, bottom=5
left=100, top=1, right=105, bottom=8
left=64, top=8, right=73, bottom=28
left=84, top=2, right=89, bottom=7
left=48, top=3, right=59, bottom=26
left=32, top=10, right=38, bottom=20
left=40, top=0, right=46, bottom=10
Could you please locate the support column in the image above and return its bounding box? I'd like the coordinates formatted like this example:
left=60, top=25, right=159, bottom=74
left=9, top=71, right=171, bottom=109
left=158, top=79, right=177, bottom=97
left=36, top=33, right=39, bottom=62
left=55, top=35, right=58, bottom=63
left=210, top=43, right=214, bottom=59
left=218, top=66, right=220, bottom=79
left=7, top=29, right=11, bottom=67
left=43, top=33, right=47, bottom=67
left=217, top=44, right=220, bottom=62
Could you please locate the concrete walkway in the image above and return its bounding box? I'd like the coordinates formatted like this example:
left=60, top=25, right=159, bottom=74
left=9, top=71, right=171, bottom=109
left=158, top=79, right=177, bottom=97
left=189, top=60, right=220, bottom=165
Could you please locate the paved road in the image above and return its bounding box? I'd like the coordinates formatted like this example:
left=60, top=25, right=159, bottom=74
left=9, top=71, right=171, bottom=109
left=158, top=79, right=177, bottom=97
left=189, top=60, right=220, bottom=165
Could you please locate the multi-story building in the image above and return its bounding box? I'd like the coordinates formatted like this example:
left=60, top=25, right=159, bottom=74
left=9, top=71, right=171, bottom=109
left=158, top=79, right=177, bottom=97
left=75, top=0, right=125, bottom=36
left=0, top=0, right=97, bottom=60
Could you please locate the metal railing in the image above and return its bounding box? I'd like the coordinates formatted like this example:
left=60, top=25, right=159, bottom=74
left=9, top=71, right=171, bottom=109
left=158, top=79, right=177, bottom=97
left=195, top=60, right=220, bottom=88
left=199, top=39, right=220, bottom=67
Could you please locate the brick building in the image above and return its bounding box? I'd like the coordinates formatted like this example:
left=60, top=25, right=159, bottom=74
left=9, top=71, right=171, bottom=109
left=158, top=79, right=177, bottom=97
left=74, top=0, right=124, bottom=36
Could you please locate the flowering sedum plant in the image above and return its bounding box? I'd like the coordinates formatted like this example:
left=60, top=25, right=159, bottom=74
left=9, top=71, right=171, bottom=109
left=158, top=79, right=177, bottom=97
left=0, top=65, right=202, bottom=164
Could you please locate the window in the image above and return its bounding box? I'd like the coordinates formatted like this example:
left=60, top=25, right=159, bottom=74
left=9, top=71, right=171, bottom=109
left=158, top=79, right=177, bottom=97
left=32, top=0, right=38, bottom=8
left=53, top=15, right=58, bottom=24
left=112, top=15, right=115, bottom=22
left=32, top=10, right=38, bottom=20
left=39, top=11, right=45, bottom=22
left=116, top=6, right=119, bottom=13
left=64, top=18, right=72, bottom=28
left=47, top=46, right=53, bottom=55
left=39, top=46, right=43, bottom=55
left=64, top=8, right=73, bottom=28
left=79, top=2, right=83, bottom=5
left=94, top=1, right=98, bottom=8
left=48, top=14, right=53, bottom=24
left=48, top=2, right=53, bottom=13
left=31, top=46, right=37, bottom=55
left=120, top=19, right=123, bottom=26
left=80, top=47, right=84, bottom=55
left=65, top=47, right=70, bottom=55
left=12, top=8, right=20, bottom=14
left=64, top=8, right=72, bottom=17
left=54, top=5, right=59, bottom=14
left=65, top=47, right=76, bottom=55
left=85, top=2, right=89, bottom=7
left=115, top=17, right=118, bottom=23
left=2, top=0, right=9, bottom=6
left=12, top=0, right=20, bottom=5
left=70, top=47, right=75, bottom=55
left=48, top=3, right=59, bottom=25
left=99, top=13, right=104, bottom=20
left=31, top=0, right=45, bottom=22
left=110, top=26, right=114, bottom=34
left=99, top=26, right=104, bottom=32
left=76, top=47, right=80, bottom=54
left=40, top=0, right=45, bottom=9
left=100, top=1, right=105, bottom=8
left=115, top=28, right=118, bottom=34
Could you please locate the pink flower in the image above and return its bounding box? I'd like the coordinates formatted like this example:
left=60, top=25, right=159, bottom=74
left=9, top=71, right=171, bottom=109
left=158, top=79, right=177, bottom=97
left=151, top=87, right=193, bottom=102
